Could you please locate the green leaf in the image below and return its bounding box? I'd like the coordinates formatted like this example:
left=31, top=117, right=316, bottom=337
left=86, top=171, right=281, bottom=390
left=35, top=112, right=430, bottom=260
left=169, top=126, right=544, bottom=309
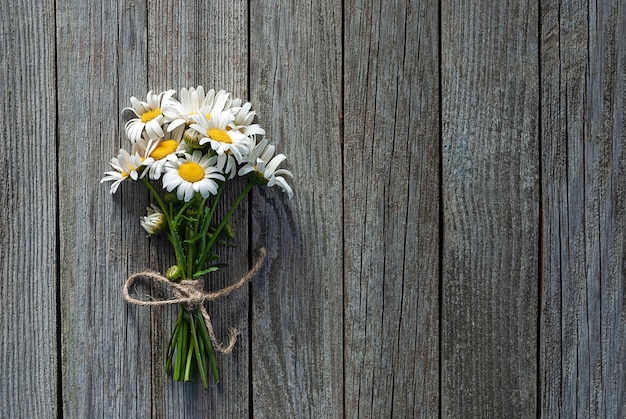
left=193, top=267, right=219, bottom=278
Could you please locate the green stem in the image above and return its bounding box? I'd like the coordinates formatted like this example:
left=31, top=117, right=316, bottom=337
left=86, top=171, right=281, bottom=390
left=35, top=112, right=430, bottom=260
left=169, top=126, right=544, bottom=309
left=195, top=183, right=225, bottom=271
left=141, top=177, right=187, bottom=277
left=196, top=311, right=219, bottom=383
left=189, top=312, right=209, bottom=389
left=141, top=177, right=169, bottom=220
left=173, top=316, right=186, bottom=381
left=196, top=321, right=207, bottom=383
left=185, top=197, right=205, bottom=276
left=186, top=222, right=194, bottom=277
left=205, top=183, right=225, bottom=229
left=173, top=199, right=195, bottom=278
left=174, top=199, right=195, bottom=223
left=197, top=182, right=254, bottom=270
left=184, top=341, right=194, bottom=381
left=165, top=306, right=184, bottom=373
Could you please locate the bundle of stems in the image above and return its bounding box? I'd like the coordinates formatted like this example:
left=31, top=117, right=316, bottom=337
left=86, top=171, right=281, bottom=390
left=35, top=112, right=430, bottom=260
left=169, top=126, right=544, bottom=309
left=144, top=178, right=253, bottom=389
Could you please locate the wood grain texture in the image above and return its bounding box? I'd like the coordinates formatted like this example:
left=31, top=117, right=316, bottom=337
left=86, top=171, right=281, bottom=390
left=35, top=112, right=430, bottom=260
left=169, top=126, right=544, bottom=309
left=57, top=0, right=152, bottom=416
left=343, top=0, right=440, bottom=417
left=540, top=0, right=626, bottom=417
left=146, top=0, right=251, bottom=417
left=249, top=0, right=344, bottom=417
left=0, top=1, right=58, bottom=417
left=441, top=0, right=539, bottom=417
left=9, top=0, right=626, bottom=416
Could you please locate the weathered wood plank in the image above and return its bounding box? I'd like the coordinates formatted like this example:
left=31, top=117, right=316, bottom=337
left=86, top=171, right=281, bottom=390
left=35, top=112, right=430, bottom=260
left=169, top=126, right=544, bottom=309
left=17, top=0, right=626, bottom=415
left=57, top=0, right=152, bottom=416
left=441, top=1, right=539, bottom=416
left=249, top=0, right=344, bottom=417
left=146, top=1, right=251, bottom=417
left=343, top=0, right=440, bottom=417
left=0, top=1, right=58, bottom=417
left=540, top=0, right=626, bottom=417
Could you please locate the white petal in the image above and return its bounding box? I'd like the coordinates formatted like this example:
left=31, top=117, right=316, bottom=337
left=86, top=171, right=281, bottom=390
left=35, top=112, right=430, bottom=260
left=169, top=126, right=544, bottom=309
left=238, top=165, right=254, bottom=176
left=109, top=179, right=123, bottom=194
left=275, top=177, right=294, bottom=199
left=266, top=154, right=287, bottom=173
left=167, top=119, right=186, bottom=132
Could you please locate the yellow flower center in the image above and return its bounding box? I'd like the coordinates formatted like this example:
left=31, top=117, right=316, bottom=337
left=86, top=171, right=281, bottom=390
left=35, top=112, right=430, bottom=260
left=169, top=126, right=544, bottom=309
left=179, top=162, right=205, bottom=182
left=150, top=140, right=178, bottom=160
left=141, top=108, right=161, bottom=123
left=121, top=164, right=137, bottom=178
left=208, top=128, right=231, bottom=144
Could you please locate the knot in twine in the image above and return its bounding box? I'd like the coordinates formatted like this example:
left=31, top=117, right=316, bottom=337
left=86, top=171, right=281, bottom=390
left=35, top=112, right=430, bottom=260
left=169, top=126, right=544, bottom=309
left=122, top=247, right=266, bottom=355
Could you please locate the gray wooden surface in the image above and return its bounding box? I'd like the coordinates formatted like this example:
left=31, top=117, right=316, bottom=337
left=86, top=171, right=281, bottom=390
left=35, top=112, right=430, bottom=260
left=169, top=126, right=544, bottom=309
left=343, top=0, right=440, bottom=417
left=541, top=1, right=626, bottom=417
left=2, top=0, right=625, bottom=418
left=441, top=1, right=539, bottom=416
left=1, top=1, right=59, bottom=417
left=249, top=0, right=344, bottom=417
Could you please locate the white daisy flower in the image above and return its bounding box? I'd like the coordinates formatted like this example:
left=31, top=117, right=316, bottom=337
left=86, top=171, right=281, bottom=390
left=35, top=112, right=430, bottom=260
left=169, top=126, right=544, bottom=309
left=124, top=90, right=176, bottom=142
left=162, top=151, right=225, bottom=202
left=197, top=88, right=235, bottom=116
left=135, top=124, right=186, bottom=180
left=164, top=87, right=238, bottom=133
left=140, top=204, right=166, bottom=236
left=100, top=149, right=154, bottom=194
left=228, top=101, right=265, bottom=138
left=238, top=138, right=293, bottom=199
left=190, top=110, right=253, bottom=178
left=162, top=86, right=209, bottom=131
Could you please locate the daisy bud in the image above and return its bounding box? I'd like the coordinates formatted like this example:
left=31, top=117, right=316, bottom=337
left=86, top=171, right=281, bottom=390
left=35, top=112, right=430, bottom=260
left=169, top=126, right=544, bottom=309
left=183, top=128, right=203, bottom=149
left=166, top=265, right=182, bottom=281
left=191, top=193, right=205, bottom=205
left=140, top=204, right=166, bottom=236
left=224, top=223, right=236, bottom=239
left=164, top=192, right=178, bottom=204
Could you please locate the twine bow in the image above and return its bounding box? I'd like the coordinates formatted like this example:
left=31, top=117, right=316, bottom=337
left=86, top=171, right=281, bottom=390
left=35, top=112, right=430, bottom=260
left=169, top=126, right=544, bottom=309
left=122, top=247, right=266, bottom=354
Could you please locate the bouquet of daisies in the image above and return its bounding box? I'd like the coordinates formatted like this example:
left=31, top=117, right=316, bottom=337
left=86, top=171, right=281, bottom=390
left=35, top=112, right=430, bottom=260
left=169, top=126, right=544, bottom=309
left=101, top=87, right=292, bottom=389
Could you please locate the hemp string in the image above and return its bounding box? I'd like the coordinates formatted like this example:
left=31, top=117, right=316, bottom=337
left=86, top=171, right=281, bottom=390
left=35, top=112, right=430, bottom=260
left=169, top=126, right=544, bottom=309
left=122, top=247, right=266, bottom=354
